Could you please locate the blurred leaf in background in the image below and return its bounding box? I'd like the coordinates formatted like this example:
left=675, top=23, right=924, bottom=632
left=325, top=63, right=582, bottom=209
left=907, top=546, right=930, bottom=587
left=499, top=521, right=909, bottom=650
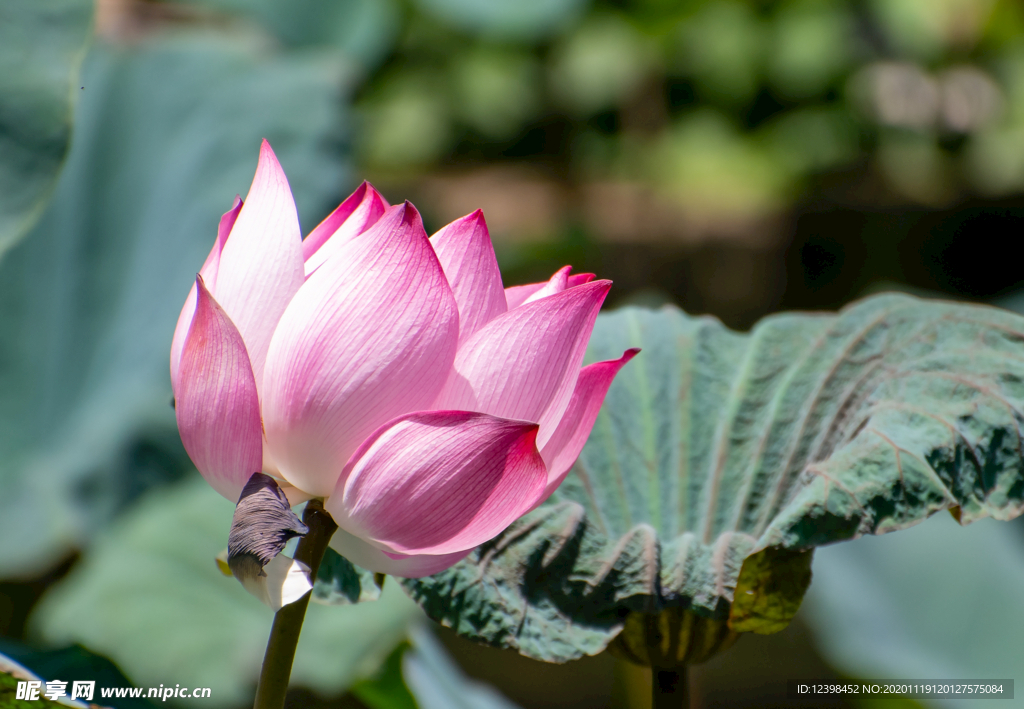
left=32, top=478, right=421, bottom=707
left=803, top=512, right=1024, bottom=704
left=157, top=0, right=400, bottom=65
left=651, top=110, right=792, bottom=222
left=674, top=1, right=764, bottom=107
left=454, top=47, right=542, bottom=139
left=0, top=23, right=356, bottom=576
left=0, top=0, right=92, bottom=259
left=0, top=640, right=157, bottom=709
left=360, top=67, right=454, bottom=169
left=549, top=13, right=658, bottom=118
left=402, top=627, right=522, bottom=709
left=767, top=0, right=856, bottom=100
left=870, top=0, right=995, bottom=61
left=349, top=0, right=1024, bottom=283
left=413, top=0, right=591, bottom=41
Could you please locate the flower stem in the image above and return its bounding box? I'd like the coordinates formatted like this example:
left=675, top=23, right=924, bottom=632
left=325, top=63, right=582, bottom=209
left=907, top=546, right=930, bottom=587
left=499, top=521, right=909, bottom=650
left=652, top=666, right=689, bottom=709
left=253, top=499, right=337, bottom=709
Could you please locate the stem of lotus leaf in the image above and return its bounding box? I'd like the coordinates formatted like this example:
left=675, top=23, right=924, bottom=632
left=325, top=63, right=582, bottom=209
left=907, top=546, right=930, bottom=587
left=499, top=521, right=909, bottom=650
left=652, top=666, right=689, bottom=709
left=253, top=499, right=337, bottom=709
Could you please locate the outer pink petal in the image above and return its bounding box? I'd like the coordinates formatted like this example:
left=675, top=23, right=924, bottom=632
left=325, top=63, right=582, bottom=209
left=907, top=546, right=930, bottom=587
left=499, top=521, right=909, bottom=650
left=429, top=210, right=507, bottom=343
left=175, top=277, right=262, bottom=502
left=170, top=196, right=244, bottom=393
left=539, top=349, right=639, bottom=500
left=434, top=280, right=612, bottom=446
left=504, top=268, right=596, bottom=310
left=171, top=293, right=197, bottom=396
left=262, top=203, right=460, bottom=496
left=212, top=140, right=305, bottom=391
left=302, top=181, right=389, bottom=277
left=329, top=528, right=471, bottom=577
left=522, top=265, right=570, bottom=306
left=325, top=411, right=546, bottom=556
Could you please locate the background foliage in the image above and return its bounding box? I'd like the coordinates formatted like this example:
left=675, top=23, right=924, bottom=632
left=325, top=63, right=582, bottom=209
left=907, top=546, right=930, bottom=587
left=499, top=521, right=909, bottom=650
left=4, top=0, right=1024, bottom=707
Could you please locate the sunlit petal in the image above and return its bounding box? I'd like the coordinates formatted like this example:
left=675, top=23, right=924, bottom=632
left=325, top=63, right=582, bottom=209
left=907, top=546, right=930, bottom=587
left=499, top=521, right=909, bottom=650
left=212, top=140, right=305, bottom=390
left=429, top=210, right=507, bottom=343
left=302, top=181, right=389, bottom=276
left=262, top=203, right=459, bottom=496
left=175, top=278, right=262, bottom=501
left=435, top=280, right=611, bottom=446
left=329, top=527, right=471, bottom=577
left=170, top=196, right=243, bottom=392
left=326, top=411, right=546, bottom=556
left=539, top=349, right=639, bottom=500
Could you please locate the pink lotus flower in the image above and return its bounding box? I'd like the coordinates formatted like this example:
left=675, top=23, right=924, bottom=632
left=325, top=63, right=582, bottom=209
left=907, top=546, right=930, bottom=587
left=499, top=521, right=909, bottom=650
left=171, top=140, right=636, bottom=593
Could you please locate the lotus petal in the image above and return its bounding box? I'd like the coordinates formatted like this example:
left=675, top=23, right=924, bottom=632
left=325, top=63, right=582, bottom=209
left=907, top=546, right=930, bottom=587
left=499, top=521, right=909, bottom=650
left=435, top=280, right=611, bottom=447
left=568, top=273, right=596, bottom=287
left=504, top=269, right=595, bottom=310
left=302, top=181, right=389, bottom=276
left=211, top=139, right=305, bottom=389
left=326, top=411, right=546, bottom=556
left=329, top=527, right=471, bottom=577
left=429, top=210, right=507, bottom=343
left=539, top=348, right=639, bottom=499
left=262, top=203, right=459, bottom=496
left=175, top=277, right=262, bottom=502
left=522, top=265, right=570, bottom=306
left=233, top=553, right=312, bottom=611
left=170, top=196, right=243, bottom=392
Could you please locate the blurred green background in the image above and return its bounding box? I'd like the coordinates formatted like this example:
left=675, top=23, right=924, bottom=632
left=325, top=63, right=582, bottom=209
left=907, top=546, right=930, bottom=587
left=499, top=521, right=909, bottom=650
left=3, top=0, right=1024, bottom=707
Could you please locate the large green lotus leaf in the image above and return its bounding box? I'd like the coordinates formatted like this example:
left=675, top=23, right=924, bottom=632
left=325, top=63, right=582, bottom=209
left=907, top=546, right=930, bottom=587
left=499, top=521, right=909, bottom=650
left=313, top=548, right=383, bottom=605
left=802, top=512, right=1024, bottom=693
left=0, top=36, right=351, bottom=577
left=405, top=296, right=1024, bottom=661
left=32, top=478, right=421, bottom=707
left=0, top=0, right=93, bottom=258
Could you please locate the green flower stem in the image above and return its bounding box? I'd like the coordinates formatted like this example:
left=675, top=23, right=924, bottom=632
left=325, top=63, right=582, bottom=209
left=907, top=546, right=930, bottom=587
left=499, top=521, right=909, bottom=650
left=652, top=666, right=689, bottom=709
left=253, top=499, right=337, bottom=709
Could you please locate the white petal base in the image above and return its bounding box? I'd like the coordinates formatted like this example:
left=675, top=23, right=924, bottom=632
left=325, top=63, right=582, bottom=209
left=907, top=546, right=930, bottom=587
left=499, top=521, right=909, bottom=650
left=236, top=554, right=312, bottom=610
left=329, top=527, right=470, bottom=578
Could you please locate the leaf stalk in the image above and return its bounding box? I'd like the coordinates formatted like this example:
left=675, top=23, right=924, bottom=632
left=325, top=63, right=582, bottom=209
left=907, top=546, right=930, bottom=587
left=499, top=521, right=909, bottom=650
left=652, top=666, right=689, bottom=709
